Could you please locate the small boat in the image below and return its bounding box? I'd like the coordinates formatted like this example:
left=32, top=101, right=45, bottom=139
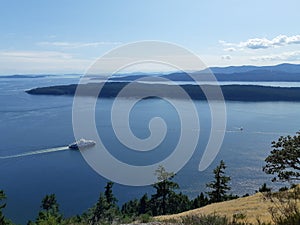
left=68, top=139, right=96, bottom=150
left=240, top=127, right=244, bottom=131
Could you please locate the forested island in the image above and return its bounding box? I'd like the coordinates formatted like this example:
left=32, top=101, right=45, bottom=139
left=26, top=82, right=300, bottom=102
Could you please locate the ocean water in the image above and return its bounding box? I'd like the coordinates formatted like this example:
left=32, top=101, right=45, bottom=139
left=0, top=76, right=299, bottom=224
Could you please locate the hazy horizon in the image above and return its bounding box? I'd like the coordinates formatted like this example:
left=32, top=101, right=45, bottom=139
left=1, top=62, right=300, bottom=76
left=1, top=1, right=300, bottom=74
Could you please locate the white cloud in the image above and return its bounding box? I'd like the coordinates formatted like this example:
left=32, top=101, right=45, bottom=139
left=0, top=50, right=73, bottom=59
left=218, top=40, right=230, bottom=46
left=0, top=49, right=211, bottom=74
left=220, top=34, right=300, bottom=50
left=0, top=50, right=92, bottom=74
left=251, top=51, right=300, bottom=62
left=37, top=41, right=122, bottom=49
left=241, top=38, right=271, bottom=49
left=223, top=47, right=236, bottom=52
left=221, top=55, right=231, bottom=60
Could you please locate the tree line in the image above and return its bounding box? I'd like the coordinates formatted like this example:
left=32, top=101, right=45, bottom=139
left=0, top=160, right=235, bottom=225
left=0, top=131, right=299, bottom=225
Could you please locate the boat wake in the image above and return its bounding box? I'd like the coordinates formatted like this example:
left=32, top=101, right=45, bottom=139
left=0, top=146, right=69, bottom=159
left=218, top=129, right=290, bottom=136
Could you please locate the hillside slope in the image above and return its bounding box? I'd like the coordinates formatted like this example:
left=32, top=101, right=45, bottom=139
left=156, top=193, right=276, bottom=224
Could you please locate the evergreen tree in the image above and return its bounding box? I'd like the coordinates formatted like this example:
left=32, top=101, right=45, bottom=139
left=104, top=181, right=117, bottom=207
left=91, top=193, right=109, bottom=223
left=121, top=199, right=139, bottom=217
left=168, top=192, right=191, bottom=214
left=263, top=132, right=300, bottom=182
left=33, top=194, right=62, bottom=225
left=91, top=182, right=119, bottom=224
left=138, top=194, right=150, bottom=215
left=258, top=183, right=271, bottom=193
left=192, top=192, right=209, bottom=209
left=206, top=160, right=231, bottom=203
left=151, top=165, right=179, bottom=215
left=41, top=194, right=59, bottom=215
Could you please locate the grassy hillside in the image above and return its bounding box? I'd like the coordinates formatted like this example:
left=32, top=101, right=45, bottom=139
left=156, top=189, right=300, bottom=224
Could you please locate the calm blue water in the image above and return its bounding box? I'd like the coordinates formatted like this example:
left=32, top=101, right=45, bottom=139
left=0, top=77, right=299, bottom=224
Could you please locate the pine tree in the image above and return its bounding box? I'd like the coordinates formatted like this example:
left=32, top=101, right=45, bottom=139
left=91, top=182, right=119, bottom=224
left=258, top=183, right=271, bottom=193
left=121, top=199, right=139, bottom=217
left=91, top=193, right=109, bottom=223
left=104, top=181, right=117, bottom=207
left=41, top=194, right=60, bottom=215
left=34, top=194, right=62, bottom=225
left=151, top=165, right=179, bottom=215
left=263, top=132, right=300, bottom=182
left=192, top=192, right=209, bottom=209
left=138, top=194, right=150, bottom=215
left=206, top=160, right=231, bottom=203
left=168, top=192, right=191, bottom=214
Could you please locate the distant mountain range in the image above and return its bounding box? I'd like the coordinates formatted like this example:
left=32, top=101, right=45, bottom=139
left=108, top=63, right=300, bottom=82
left=203, top=63, right=300, bottom=74
left=0, top=74, right=52, bottom=79
left=25, top=63, right=300, bottom=102
left=2, top=63, right=300, bottom=82
left=0, top=74, right=81, bottom=78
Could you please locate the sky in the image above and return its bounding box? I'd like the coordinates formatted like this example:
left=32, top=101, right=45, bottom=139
left=0, top=0, right=300, bottom=74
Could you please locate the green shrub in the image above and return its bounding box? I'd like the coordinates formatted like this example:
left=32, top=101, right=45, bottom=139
left=138, top=213, right=152, bottom=223
left=181, top=214, right=230, bottom=225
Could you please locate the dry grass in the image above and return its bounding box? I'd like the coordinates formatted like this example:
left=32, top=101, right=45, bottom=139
left=157, top=193, right=275, bottom=224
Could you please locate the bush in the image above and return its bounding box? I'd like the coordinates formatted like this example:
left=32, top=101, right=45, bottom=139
left=278, top=186, right=288, bottom=192
left=258, top=183, right=271, bottom=193
left=177, top=214, right=273, bottom=225
left=264, top=185, right=300, bottom=225
left=181, top=214, right=227, bottom=225
left=138, top=213, right=152, bottom=223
